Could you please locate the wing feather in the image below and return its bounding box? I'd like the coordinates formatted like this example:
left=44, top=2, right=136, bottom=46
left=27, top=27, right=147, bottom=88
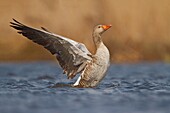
left=10, top=19, right=92, bottom=79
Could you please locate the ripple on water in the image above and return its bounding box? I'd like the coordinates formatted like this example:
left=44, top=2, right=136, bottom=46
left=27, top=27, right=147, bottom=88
left=0, top=62, right=170, bottom=113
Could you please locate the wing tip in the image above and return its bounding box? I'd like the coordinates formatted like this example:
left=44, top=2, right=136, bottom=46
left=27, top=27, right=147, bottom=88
left=12, top=18, right=22, bottom=25
left=10, top=18, right=26, bottom=33
left=10, top=18, right=24, bottom=27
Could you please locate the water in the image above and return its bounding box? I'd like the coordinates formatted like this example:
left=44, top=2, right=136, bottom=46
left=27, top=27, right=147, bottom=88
left=0, top=62, right=170, bottom=113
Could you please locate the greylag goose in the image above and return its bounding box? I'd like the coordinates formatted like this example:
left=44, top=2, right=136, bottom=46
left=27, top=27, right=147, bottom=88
left=10, top=19, right=112, bottom=88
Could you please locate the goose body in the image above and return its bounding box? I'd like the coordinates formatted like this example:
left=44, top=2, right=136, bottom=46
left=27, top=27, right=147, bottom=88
left=10, top=19, right=111, bottom=88
left=76, top=42, right=110, bottom=87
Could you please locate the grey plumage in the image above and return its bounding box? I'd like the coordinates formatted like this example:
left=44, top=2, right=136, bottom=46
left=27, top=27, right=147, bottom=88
left=10, top=19, right=92, bottom=79
left=10, top=19, right=111, bottom=88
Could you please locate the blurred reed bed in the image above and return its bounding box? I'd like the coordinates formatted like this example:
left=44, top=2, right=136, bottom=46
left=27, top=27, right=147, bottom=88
left=1, top=0, right=170, bottom=63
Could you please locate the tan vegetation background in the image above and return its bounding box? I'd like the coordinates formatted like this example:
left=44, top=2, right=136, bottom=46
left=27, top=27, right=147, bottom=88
left=1, top=0, right=170, bottom=63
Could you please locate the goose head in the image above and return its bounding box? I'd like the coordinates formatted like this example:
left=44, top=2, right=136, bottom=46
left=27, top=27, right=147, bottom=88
left=93, top=24, right=112, bottom=35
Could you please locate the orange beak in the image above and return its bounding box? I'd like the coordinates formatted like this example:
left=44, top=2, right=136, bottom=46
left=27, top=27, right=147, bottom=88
left=102, top=25, right=112, bottom=30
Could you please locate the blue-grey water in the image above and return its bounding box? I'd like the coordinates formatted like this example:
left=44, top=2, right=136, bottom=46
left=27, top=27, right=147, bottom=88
left=0, top=62, right=170, bottom=113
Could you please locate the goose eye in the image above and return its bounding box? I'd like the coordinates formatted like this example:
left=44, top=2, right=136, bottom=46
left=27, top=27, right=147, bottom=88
left=98, top=26, right=101, bottom=28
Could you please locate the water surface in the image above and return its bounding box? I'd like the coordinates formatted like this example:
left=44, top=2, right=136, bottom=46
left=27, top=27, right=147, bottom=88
left=0, top=62, right=170, bottom=113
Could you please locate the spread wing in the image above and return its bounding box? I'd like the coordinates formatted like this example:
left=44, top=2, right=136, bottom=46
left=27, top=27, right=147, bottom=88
left=10, top=19, right=92, bottom=79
